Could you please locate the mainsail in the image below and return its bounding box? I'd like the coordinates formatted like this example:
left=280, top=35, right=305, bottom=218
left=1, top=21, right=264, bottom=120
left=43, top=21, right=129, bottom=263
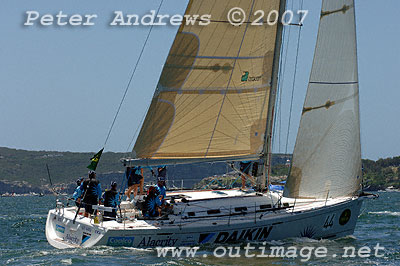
left=284, top=0, right=362, bottom=199
left=132, top=0, right=283, bottom=165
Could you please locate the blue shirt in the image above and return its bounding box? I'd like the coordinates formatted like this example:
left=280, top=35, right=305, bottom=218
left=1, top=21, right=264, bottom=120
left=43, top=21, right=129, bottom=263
left=102, top=190, right=119, bottom=208
left=94, top=183, right=102, bottom=200
left=72, top=186, right=82, bottom=200
left=80, top=180, right=102, bottom=200
left=144, top=196, right=161, bottom=217
left=157, top=185, right=166, bottom=201
left=134, top=167, right=142, bottom=175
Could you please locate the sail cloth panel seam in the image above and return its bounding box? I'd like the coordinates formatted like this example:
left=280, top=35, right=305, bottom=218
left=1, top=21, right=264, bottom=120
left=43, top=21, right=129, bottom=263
left=205, top=0, right=257, bottom=157
left=151, top=99, right=176, bottom=158
left=148, top=31, right=200, bottom=157
left=160, top=85, right=270, bottom=93
left=302, top=91, right=359, bottom=115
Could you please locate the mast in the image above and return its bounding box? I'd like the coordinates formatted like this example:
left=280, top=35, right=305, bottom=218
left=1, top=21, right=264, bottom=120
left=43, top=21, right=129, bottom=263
left=260, top=0, right=287, bottom=191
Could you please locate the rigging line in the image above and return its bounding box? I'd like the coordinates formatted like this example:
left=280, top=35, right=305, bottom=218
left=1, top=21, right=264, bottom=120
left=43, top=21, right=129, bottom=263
left=171, top=94, right=216, bottom=129
left=272, top=3, right=289, bottom=153
left=103, top=0, right=165, bottom=148
left=205, top=0, right=256, bottom=157
left=272, top=79, right=281, bottom=151
left=278, top=79, right=282, bottom=152
left=225, top=94, right=253, bottom=127
left=275, top=31, right=286, bottom=152
left=284, top=0, right=303, bottom=156
left=125, top=103, right=151, bottom=154
left=278, top=0, right=295, bottom=153
left=160, top=117, right=216, bottom=147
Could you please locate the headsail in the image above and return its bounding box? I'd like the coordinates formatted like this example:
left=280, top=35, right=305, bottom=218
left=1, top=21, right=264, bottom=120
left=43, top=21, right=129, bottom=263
left=284, top=0, right=362, bottom=199
left=132, top=0, right=282, bottom=165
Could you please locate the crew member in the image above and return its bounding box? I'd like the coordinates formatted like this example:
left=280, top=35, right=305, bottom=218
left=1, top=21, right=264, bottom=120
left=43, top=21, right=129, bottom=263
left=79, top=171, right=102, bottom=217
left=156, top=176, right=167, bottom=204
left=156, top=175, right=173, bottom=215
left=72, top=178, right=83, bottom=207
left=102, top=182, right=119, bottom=221
left=240, top=161, right=252, bottom=189
left=155, top=165, right=167, bottom=180
left=125, top=166, right=144, bottom=200
left=142, top=186, right=161, bottom=217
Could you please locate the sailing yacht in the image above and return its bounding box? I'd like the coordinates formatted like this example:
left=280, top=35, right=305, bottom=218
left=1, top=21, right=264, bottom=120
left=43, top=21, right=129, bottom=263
left=46, top=0, right=375, bottom=249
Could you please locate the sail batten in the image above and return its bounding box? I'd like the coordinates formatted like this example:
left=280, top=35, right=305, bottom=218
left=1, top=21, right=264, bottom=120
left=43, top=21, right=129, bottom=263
left=133, top=0, right=282, bottom=162
left=283, top=0, right=361, bottom=199
left=124, top=154, right=260, bottom=167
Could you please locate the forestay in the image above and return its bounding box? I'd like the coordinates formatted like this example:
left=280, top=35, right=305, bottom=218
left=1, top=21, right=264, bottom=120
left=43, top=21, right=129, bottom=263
left=284, top=0, right=362, bottom=199
left=132, top=0, right=282, bottom=164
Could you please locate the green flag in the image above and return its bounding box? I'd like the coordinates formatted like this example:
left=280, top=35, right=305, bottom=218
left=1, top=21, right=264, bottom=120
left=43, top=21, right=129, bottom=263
left=87, top=148, right=104, bottom=171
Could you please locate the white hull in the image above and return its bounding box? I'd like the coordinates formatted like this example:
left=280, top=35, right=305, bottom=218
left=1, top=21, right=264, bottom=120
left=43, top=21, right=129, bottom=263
left=46, top=190, right=365, bottom=249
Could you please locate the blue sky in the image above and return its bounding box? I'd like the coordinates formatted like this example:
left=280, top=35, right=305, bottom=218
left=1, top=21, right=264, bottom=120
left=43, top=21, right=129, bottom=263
left=0, top=0, right=398, bottom=160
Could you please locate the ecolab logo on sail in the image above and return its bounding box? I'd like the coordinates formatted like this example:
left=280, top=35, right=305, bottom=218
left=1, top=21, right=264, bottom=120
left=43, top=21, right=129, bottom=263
left=241, top=71, right=262, bottom=82
left=199, top=226, right=273, bottom=244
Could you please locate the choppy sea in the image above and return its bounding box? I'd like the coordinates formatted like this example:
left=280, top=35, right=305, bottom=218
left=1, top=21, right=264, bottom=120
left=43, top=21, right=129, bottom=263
left=0, top=191, right=399, bottom=265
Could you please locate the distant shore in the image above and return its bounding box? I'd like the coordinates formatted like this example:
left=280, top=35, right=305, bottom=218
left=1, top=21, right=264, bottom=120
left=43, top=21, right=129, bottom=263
left=0, top=146, right=398, bottom=194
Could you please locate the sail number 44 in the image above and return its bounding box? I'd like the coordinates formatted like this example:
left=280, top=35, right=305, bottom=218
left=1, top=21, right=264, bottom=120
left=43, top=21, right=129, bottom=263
left=323, top=214, right=335, bottom=229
